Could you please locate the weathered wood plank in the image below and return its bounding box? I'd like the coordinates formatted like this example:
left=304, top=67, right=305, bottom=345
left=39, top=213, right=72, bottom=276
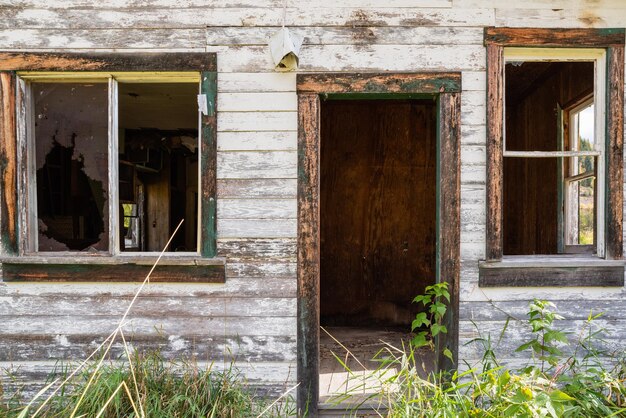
left=0, top=71, right=18, bottom=256
left=217, top=179, right=297, bottom=198
left=461, top=90, right=486, bottom=125
left=460, top=299, right=626, bottom=322
left=461, top=164, right=486, bottom=185
left=218, top=199, right=296, bottom=219
left=297, top=72, right=461, bottom=94
left=226, top=262, right=296, bottom=279
left=605, top=45, right=624, bottom=259
left=0, top=334, right=297, bottom=362
left=478, top=264, right=625, bottom=287
left=437, top=92, right=461, bottom=370
left=494, top=8, right=626, bottom=29
left=207, top=26, right=483, bottom=46
left=484, top=27, right=625, bottom=47
left=463, top=280, right=626, bottom=303
left=217, top=238, right=296, bottom=261
left=218, top=218, right=297, bottom=238
left=218, top=131, right=297, bottom=151
left=218, top=112, right=297, bottom=132
left=0, top=0, right=453, bottom=8
left=218, top=73, right=295, bottom=93
left=462, top=71, right=486, bottom=92
left=0, top=295, right=295, bottom=318
left=461, top=123, right=486, bottom=146
left=0, top=51, right=215, bottom=71
left=215, top=44, right=486, bottom=73
left=297, top=93, right=320, bottom=416
left=0, top=28, right=206, bottom=49
left=1, top=261, right=226, bottom=283
left=0, top=8, right=494, bottom=29
left=485, top=43, right=503, bottom=260
left=462, top=145, right=486, bottom=166
left=218, top=92, right=297, bottom=112
left=459, top=319, right=626, bottom=342
left=201, top=70, right=218, bottom=257
left=0, top=277, right=297, bottom=298
left=457, top=0, right=626, bottom=8
left=0, top=360, right=296, bottom=387
left=0, top=316, right=296, bottom=336
left=217, top=151, right=297, bottom=179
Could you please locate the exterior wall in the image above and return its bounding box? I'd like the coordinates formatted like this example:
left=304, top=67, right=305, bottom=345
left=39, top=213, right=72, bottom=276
left=0, top=0, right=626, bottom=395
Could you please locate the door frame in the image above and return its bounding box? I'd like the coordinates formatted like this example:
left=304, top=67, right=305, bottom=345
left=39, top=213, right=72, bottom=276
left=296, top=73, right=462, bottom=416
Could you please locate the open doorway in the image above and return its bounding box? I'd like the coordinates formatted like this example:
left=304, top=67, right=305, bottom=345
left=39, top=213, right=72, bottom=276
left=296, top=73, right=461, bottom=416
left=319, top=99, right=437, bottom=400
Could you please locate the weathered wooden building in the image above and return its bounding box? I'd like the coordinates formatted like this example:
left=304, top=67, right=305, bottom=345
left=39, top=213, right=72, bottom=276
left=1, top=0, right=625, bottom=415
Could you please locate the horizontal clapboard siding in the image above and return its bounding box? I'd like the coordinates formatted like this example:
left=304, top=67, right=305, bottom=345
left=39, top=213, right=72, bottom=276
left=0, top=0, right=625, bottom=397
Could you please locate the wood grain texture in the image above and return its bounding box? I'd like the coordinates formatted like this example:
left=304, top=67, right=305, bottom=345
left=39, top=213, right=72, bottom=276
left=217, top=131, right=297, bottom=151
left=605, top=45, right=624, bottom=260
left=297, top=72, right=461, bottom=94
left=297, top=93, right=320, bottom=416
left=484, top=27, right=625, bottom=47
left=0, top=51, right=215, bottom=71
left=217, top=179, right=297, bottom=199
left=478, top=264, right=624, bottom=287
left=319, top=100, right=436, bottom=327
left=485, top=43, right=504, bottom=261
left=437, top=92, right=461, bottom=371
left=0, top=334, right=297, bottom=362
left=201, top=71, right=218, bottom=257
left=218, top=218, right=296, bottom=238
left=217, top=151, right=297, bottom=179
left=217, top=238, right=296, bottom=261
left=0, top=71, right=17, bottom=255
left=0, top=7, right=495, bottom=29
left=1, top=259, right=226, bottom=283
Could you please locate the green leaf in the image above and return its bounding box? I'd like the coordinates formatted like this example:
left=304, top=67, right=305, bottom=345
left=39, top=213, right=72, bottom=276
left=443, top=348, right=454, bottom=362
left=411, top=332, right=428, bottom=348
left=411, top=312, right=430, bottom=330
left=431, top=324, right=447, bottom=336
left=550, top=390, right=575, bottom=402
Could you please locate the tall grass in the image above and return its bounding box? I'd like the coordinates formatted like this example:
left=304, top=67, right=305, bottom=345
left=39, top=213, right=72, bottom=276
left=1, top=353, right=294, bottom=418
left=0, top=220, right=296, bottom=417
left=330, top=293, right=626, bottom=417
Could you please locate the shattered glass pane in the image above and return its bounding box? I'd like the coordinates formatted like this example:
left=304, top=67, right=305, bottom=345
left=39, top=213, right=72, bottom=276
left=34, top=83, right=109, bottom=252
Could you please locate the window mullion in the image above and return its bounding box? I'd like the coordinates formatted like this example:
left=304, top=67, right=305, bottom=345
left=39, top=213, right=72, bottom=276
left=108, top=76, right=119, bottom=255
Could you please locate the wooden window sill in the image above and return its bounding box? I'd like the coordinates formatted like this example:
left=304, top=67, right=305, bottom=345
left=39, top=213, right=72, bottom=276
left=478, top=256, right=624, bottom=287
left=0, top=255, right=226, bottom=283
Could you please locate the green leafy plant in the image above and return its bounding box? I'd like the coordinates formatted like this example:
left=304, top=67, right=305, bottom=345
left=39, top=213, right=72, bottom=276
left=329, top=298, right=626, bottom=417
left=411, top=282, right=453, bottom=362
left=515, top=299, right=569, bottom=370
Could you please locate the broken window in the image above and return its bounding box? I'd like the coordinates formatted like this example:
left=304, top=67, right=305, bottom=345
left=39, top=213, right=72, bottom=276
left=34, top=83, right=109, bottom=252
left=503, top=60, right=600, bottom=255
left=23, top=74, right=204, bottom=254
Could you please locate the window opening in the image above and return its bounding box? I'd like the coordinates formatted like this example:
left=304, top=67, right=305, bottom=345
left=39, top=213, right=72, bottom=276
left=33, top=82, right=109, bottom=252
left=564, top=98, right=596, bottom=250
left=118, top=82, right=199, bottom=252
left=503, top=60, right=599, bottom=255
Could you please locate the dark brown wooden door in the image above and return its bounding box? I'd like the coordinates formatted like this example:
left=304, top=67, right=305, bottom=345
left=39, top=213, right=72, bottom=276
left=320, top=99, right=437, bottom=328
